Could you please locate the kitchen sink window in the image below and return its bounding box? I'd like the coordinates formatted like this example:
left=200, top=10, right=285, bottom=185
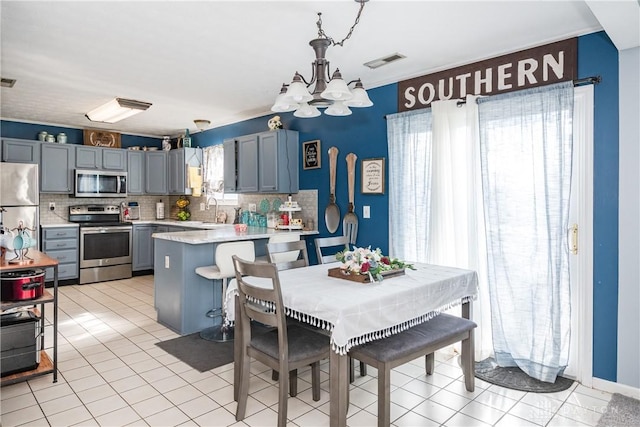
left=203, top=145, right=237, bottom=205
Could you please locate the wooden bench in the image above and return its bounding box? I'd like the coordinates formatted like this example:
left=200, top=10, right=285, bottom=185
left=348, top=312, right=477, bottom=427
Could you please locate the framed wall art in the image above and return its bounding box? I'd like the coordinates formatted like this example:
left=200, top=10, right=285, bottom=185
left=83, top=129, right=121, bottom=148
left=361, top=157, right=385, bottom=194
left=302, top=139, right=321, bottom=170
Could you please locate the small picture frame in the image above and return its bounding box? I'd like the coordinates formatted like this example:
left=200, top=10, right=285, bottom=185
left=302, top=140, right=321, bottom=170
left=361, top=158, right=385, bottom=194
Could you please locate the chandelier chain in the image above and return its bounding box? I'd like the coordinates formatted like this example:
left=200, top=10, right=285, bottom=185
left=316, top=0, right=366, bottom=47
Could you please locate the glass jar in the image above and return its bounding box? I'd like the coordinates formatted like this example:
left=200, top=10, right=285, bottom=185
left=267, top=211, right=278, bottom=228
left=56, top=133, right=67, bottom=144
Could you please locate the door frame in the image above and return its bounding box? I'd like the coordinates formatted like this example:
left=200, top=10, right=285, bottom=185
left=571, top=85, right=595, bottom=387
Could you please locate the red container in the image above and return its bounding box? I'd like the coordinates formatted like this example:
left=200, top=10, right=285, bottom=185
left=1, top=269, right=45, bottom=301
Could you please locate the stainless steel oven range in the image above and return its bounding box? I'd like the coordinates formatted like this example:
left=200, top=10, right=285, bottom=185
left=69, top=205, right=132, bottom=284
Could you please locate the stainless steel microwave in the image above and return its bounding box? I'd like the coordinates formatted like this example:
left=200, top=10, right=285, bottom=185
left=75, top=170, right=127, bottom=198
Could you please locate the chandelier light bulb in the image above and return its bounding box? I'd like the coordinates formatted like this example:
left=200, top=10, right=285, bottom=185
left=294, top=102, right=321, bottom=118
left=284, top=73, right=313, bottom=104
left=344, top=80, right=374, bottom=107
left=321, top=69, right=353, bottom=101
left=325, top=101, right=352, bottom=116
left=271, top=84, right=299, bottom=112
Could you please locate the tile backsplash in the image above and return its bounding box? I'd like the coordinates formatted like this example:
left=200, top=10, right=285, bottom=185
left=40, top=191, right=318, bottom=230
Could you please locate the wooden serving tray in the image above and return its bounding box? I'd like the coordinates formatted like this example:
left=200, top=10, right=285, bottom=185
left=327, top=267, right=405, bottom=283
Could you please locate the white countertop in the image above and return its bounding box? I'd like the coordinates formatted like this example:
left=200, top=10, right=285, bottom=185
left=40, top=223, right=79, bottom=228
left=152, top=226, right=318, bottom=244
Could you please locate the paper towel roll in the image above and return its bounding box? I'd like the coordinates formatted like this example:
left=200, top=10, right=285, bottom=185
left=188, top=167, right=203, bottom=196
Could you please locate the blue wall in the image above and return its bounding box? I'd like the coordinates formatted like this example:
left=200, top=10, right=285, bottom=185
left=0, top=121, right=161, bottom=148
left=578, top=32, right=619, bottom=382
left=1, top=32, right=620, bottom=382
left=193, top=83, right=397, bottom=253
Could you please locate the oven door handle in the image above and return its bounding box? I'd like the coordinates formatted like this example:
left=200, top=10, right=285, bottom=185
left=82, top=226, right=132, bottom=234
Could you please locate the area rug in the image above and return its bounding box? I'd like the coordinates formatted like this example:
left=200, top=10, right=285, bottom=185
left=596, top=393, right=640, bottom=427
left=156, top=332, right=235, bottom=372
left=156, top=324, right=273, bottom=372
left=475, top=358, right=574, bottom=393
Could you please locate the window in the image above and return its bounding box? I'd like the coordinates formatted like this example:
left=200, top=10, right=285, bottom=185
left=202, top=145, right=238, bottom=205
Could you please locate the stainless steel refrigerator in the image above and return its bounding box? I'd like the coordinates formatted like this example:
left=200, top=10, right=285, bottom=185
left=0, top=163, right=40, bottom=259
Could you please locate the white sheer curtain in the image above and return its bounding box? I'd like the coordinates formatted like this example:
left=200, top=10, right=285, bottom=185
left=203, top=145, right=225, bottom=196
left=477, top=82, right=574, bottom=382
left=387, top=101, right=493, bottom=361
left=388, top=109, right=432, bottom=262
left=429, top=96, right=492, bottom=362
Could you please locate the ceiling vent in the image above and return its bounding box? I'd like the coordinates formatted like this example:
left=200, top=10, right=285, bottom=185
left=1, top=78, right=17, bottom=88
left=364, top=53, right=406, bottom=69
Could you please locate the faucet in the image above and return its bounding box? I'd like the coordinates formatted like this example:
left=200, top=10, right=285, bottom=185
left=206, top=195, right=218, bottom=220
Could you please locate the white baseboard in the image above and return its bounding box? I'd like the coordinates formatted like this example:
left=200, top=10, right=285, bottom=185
left=592, top=377, right=640, bottom=399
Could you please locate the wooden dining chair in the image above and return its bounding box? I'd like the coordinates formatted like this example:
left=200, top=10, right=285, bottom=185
left=233, top=255, right=330, bottom=427
left=266, top=239, right=309, bottom=270
left=256, top=232, right=301, bottom=263
left=265, top=238, right=312, bottom=395
left=314, top=235, right=367, bottom=382
left=314, top=235, right=349, bottom=264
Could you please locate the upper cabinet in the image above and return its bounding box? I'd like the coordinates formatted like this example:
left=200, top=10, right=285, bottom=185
left=127, top=150, right=146, bottom=195
left=237, top=134, right=259, bottom=192
left=145, top=151, right=168, bottom=195
left=168, top=148, right=203, bottom=195
left=224, top=130, right=298, bottom=194
left=76, top=146, right=127, bottom=171
left=40, top=144, right=75, bottom=193
left=1, top=138, right=41, bottom=164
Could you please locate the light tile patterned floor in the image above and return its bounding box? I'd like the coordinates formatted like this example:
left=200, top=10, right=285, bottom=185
left=1, top=275, right=612, bottom=426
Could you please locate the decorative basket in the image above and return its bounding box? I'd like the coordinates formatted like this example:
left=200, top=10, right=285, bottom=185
left=327, top=267, right=405, bottom=283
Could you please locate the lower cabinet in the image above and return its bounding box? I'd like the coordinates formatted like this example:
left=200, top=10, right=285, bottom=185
left=133, top=225, right=187, bottom=271
left=41, top=227, right=79, bottom=281
left=133, top=225, right=155, bottom=271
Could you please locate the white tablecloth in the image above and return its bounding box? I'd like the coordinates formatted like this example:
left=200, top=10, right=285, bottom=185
left=226, top=263, right=478, bottom=354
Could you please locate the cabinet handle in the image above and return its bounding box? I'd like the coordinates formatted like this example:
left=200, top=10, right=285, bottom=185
left=56, top=233, right=65, bottom=236
left=56, top=243, right=66, bottom=247
left=57, top=256, right=66, bottom=260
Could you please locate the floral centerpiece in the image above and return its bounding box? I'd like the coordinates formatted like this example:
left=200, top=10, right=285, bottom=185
left=335, top=246, right=415, bottom=282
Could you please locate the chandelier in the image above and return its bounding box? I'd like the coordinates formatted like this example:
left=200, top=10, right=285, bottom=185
left=271, top=0, right=373, bottom=118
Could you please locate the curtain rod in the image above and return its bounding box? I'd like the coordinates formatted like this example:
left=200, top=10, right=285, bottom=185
left=385, top=76, right=602, bottom=116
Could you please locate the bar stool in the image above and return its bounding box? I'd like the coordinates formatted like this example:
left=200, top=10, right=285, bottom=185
left=196, top=241, right=255, bottom=342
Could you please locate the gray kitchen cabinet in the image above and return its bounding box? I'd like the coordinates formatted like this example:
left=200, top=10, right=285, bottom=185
left=127, top=150, right=145, bottom=195
left=40, top=143, right=75, bottom=193
left=102, top=148, right=127, bottom=170
left=258, top=130, right=298, bottom=193
left=41, top=226, right=79, bottom=282
left=145, top=151, right=168, bottom=194
left=76, top=146, right=127, bottom=170
left=237, top=134, right=259, bottom=192
left=223, top=139, right=237, bottom=192
left=168, top=148, right=203, bottom=195
left=75, top=146, right=101, bottom=169
left=223, top=130, right=298, bottom=194
left=1, top=138, right=40, bottom=164
left=133, top=224, right=155, bottom=271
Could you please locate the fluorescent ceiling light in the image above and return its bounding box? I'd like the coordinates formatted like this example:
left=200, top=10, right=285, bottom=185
left=86, top=98, right=152, bottom=123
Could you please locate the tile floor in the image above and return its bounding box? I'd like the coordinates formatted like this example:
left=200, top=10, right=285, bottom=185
left=1, top=275, right=613, bottom=426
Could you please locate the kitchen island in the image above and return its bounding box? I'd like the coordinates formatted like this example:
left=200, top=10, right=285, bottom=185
left=152, top=226, right=318, bottom=335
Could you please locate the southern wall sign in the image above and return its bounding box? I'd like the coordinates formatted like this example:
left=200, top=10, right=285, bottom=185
left=398, top=38, right=577, bottom=111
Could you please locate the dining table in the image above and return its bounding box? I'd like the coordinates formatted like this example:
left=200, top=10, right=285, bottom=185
left=226, top=262, right=478, bottom=427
